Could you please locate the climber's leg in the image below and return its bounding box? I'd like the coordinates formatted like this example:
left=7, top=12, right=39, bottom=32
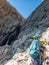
left=33, top=60, right=37, bottom=65
left=37, top=61, right=42, bottom=65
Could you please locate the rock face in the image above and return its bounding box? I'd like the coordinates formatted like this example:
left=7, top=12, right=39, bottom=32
left=17, top=0, right=49, bottom=39
left=0, top=0, right=49, bottom=65
left=27, top=0, right=49, bottom=27
left=0, top=0, right=25, bottom=46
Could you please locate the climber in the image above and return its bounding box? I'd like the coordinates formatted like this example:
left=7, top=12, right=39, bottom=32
left=29, top=38, right=46, bottom=65
left=40, top=39, right=49, bottom=65
left=40, top=39, right=47, bottom=60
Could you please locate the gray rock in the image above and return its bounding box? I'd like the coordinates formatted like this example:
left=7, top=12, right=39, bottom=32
left=0, top=0, right=49, bottom=65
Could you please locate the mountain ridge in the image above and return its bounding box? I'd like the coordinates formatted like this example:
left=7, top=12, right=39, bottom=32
left=0, top=0, right=49, bottom=65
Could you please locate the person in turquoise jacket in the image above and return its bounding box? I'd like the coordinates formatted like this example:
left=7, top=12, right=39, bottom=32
left=29, top=39, right=44, bottom=65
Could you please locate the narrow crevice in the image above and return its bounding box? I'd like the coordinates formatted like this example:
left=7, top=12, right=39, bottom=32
left=8, top=25, right=21, bottom=45
left=0, top=25, right=21, bottom=46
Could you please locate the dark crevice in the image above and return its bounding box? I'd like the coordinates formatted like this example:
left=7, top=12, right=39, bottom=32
left=0, top=34, right=9, bottom=46
left=8, top=25, right=21, bottom=45
left=0, top=25, right=21, bottom=46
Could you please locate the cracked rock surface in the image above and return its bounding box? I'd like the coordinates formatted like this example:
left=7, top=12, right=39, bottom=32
left=0, top=0, right=49, bottom=65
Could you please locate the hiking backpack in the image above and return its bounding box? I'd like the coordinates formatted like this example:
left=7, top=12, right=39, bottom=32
left=29, top=40, right=43, bottom=60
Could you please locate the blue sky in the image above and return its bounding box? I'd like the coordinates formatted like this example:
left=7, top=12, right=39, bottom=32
left=7, top=0, right=42, bottom=18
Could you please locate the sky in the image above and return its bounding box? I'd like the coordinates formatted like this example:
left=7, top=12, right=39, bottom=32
left=7, top=0, right=42, bottom=18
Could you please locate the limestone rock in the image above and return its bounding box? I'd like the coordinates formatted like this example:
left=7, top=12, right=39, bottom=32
left=4, top=59, right=18, bottom=65
left=0, top=0, right=25, bottom=46
left=29, top=1, right=49, bottom=28
left=0, top=45, right=13, bottom=65
left=41, top=28, right=49, bottom=44
left=0, top=0, right=49, bottom=65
